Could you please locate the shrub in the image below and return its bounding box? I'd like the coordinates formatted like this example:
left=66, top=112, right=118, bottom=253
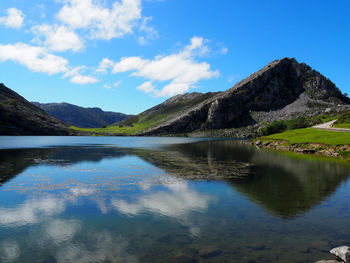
left=260, top=120, right=287, bottom=136
left=286, top=116, right=308, bottom=130
left=260, top=116, right=311, bottom=136
left=336, top=112, right=350, bottom=124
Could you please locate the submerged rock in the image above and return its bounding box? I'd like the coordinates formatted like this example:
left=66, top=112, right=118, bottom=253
left=330, top=246, right=350, bottom=263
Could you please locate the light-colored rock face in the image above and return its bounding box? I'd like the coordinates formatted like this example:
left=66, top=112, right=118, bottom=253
left=330, top=246, right=350, bottom=263
left=315, top=260, right=340, bottom=263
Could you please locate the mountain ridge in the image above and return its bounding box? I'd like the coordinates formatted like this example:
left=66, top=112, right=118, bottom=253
left=112, top=57, right=349, bottom=136
left=0, top=83, right=72, bottom=135
left=1, top=57, right=349, bottom=136
left=33, top=102, right=133, bottom=128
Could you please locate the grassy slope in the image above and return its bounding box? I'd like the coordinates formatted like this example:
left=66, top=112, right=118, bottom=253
left=263, top=128, right=350, bottom=146
left=333, top=111, right=350, bottom=128
left=72, top=93, right=213, bottom=135
left=335, top=123, right=350, bottom=128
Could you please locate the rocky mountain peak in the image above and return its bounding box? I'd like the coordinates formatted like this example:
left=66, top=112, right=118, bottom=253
left=140, top=57, right=349, bottom=136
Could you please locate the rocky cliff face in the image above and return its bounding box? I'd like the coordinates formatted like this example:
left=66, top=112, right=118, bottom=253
left=141, top=58, right=349, bottom=135
left=0, top=84, right=73, bottom=135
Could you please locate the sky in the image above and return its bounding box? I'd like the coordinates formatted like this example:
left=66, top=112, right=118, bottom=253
left=0, top=0, right=349, bottom=114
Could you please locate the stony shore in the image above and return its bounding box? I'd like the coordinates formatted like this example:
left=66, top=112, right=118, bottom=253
left=244, top=140, right=350, bottom=161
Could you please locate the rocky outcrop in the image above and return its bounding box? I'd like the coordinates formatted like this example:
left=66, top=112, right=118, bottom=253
left=330, top=246, right=350, bottom=263
left=140, top=58, right=349, bottom=136
left=0, top=83, right=73, bottom=135
left=316, top=246, right=350, bottom=263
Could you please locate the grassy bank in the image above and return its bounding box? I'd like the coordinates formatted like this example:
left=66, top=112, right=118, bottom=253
left=71, top=123, right=147, bottom=135
left=263, top=128, right=350, bottom=145
left=254, top=128, right=350, bottom=161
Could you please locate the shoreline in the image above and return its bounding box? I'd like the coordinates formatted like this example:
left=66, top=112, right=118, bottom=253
left=244, top=139, right=350, bottom=161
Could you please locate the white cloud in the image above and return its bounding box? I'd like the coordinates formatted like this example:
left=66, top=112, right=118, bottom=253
left=96, top=58, right=115, bottom=73
left=111, top=36, right=219, bottom=97
left=221, top=46, right=228, bottom=54
left=57, top=0, right=142, bottom=40
left=137, top=81, right=155, bottom=93
left=62, top=65, right=86, bottom=78
left=0, top=43, right=68, bottom=74
left=62, top=65, right=98, bottom=84
left=102, top=81, right=121, bottom=89
left=0, top=8, right=24, bottom=29
left=32, top=24, right=84, bottom=52
left=138, top=17, right=159, bottom=45
left=114, top=80, right=122, bottom=87
left=112, top=56, right=146, bottom=73
left=70, top=74, right=98, bottom=84
left=36, top=4, right=46, bottom=19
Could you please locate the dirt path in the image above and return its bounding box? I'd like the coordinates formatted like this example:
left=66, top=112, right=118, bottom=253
left=312, top=120, right=350, bottom=132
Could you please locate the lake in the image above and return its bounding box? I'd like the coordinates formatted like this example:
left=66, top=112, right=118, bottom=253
left=0, top=136, right=349, bottom=263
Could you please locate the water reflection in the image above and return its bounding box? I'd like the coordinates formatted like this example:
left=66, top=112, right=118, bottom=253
left=0, top=140, right=350, bottom=262
left=0, top=241, right=20, bottom=263
left=0, top=141, right=349, bottom=220
left=0, top=196, right=64, bottom=227
left=143, top=141, right=350, bottom=218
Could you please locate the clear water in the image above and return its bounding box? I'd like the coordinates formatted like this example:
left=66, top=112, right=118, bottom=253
left=0, top=137, right=349, bottom=263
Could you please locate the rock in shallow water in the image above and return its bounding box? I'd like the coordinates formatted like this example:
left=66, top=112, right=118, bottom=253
left=330, top=246, right=350, bottom=263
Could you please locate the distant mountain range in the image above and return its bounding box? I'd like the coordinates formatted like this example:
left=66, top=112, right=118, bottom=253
left=1, top=57, right=349, bottom=136
left=113, top=57, right=350, bottom=137
left=33, top=102, right=133, bottom=128
left=0, top=83, right=71, bottom=135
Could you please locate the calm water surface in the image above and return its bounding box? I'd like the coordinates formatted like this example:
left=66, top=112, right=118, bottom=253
left=0, top=136, right=349, bottom=263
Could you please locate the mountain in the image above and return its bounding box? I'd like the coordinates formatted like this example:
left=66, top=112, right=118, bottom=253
left=33, top=102, right=133, bottom=128
left=114, top=57, right=349, bottom=137
left=0, top=83, right=72, bottom=135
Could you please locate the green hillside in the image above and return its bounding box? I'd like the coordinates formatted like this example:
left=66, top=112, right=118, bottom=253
left=72, top=92, right=215, bottom=135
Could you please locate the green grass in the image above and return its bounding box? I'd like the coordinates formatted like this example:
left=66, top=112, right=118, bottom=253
left=308, top=113, right=341, bottom=123
left=71, top=122, right=150, bottom=135
left=333, top=111, right=350, bottom=128
left=263, top=128, right=350, bottom=146
left=334, top=123, right=350, bottom=129
left=72, top=93, right=213, bottom=135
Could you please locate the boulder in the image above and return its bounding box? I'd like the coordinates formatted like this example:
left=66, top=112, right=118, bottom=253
left=330, top=246, right=350, bottom=263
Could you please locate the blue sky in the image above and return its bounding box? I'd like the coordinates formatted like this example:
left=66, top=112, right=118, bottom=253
left=0, top=0, right=349, bottom=114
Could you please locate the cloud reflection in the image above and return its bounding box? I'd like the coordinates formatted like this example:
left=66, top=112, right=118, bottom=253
left=0, top=197, right=65, bottom=227
left=112, top=181, right=211, bottom=218
left=55, top=231, right=138, bottom=263
left=0, top=241, right=20, bottom=263
left=45, top=219, right=81, bottom=246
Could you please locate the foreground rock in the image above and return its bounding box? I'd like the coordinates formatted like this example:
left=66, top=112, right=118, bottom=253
left=316, top=246, right=350, bottom=263
left=330, top=246, right=350, bottom=263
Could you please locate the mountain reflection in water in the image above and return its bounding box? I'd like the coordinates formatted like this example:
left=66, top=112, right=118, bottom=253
left=0, top=138, right=350, bottom=263
left=0, top=141, right=349, bottom=219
